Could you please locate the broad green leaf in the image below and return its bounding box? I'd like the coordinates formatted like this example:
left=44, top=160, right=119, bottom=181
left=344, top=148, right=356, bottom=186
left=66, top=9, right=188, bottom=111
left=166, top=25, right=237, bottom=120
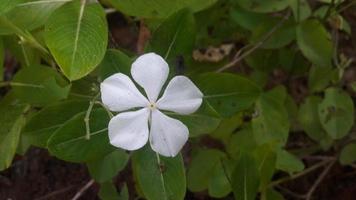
left=308, top=65, right=336, bottom=92
left=298, top=96, right=326, bottom=141
left=132, top=145, right=186, bottom=200
left=98, top=49, right=131, bottom=80
left=254, top=145, right=276, bottom=189
left=208, top=159, right=232, bottom=198
left=246, top=49, right=279, bottom=72
left=318, top=88, right=354, bottom=139
left=45, top=0, right=108, bottom=80
left=148, top=9, right=196, bottom=64
left=197, top=73, right=261, bottom=117
left=0, top=38, right=3, bottom=81
left=166, top=102, right=220, bottom=137
left=0, top=0, right=24, bottom=14
left=288, top=0, right=311, bottom=22
left=265, top=188, right=284, bottom=200
left=276, top=149, right=304, bottom=174
left=227, top=127, right=257, bottom=159
left=252, top=87, right=290, bottom=145
left=88, top=150, right=129, bottom=183
left=13, top=64, right=71, bottom=105
left=296, top=19, right=333, bottom=67
left=108, top=0, right=217, bottom=18
left=22, top=100, right=89, bottom=148
left=99, top=181, right=120, bottom=200
left=48, top=108, right=115, bottom=162
left=210, top=113, right=242, bottom=140
left=187, top=148, right=225, bottom=192
left=339, top=143, right=356, bottom=165
left=232, top=153, right=260, bottom=200
left=236, top=0, right=290, bottom=13
left=0, top=0, right=67, bottom=35
left=0, top=95, right=29, bottom=170
left=251, top=19, right=295, bottom=49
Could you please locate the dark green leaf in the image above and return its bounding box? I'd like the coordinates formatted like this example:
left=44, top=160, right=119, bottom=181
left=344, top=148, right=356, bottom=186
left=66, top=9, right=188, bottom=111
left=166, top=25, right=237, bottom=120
left=132, top=145, right=186, bottom=200
left=288, top=0, right=311, bottom=22
left=308, top=65, right=336, bottom=92
left=45, top=0, right=108, bottom=80
left=232, top=153, right=260, bottom=200
left=339, top=143, right=356, bottom=165
left=88, top=150, right=129, bottom=183
left=98, top=49, right=131, bottom=80
left=0, top=38, right=3, bottom=81
left=197, top=73, right=261, bottom=117
left=236, top=0, right=290, bottom=13
left=48, top=108, right=115, bottom=162
left=276, top=149, right=304, bottom=174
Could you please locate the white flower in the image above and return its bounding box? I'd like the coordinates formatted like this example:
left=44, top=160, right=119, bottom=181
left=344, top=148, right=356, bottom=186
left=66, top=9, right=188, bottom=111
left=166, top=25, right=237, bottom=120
left=100, top=53, right=203, bottom=157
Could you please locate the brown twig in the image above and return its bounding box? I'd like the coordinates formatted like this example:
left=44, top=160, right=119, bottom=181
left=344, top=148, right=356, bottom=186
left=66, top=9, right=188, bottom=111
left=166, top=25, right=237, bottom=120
left=216, top=11, right=291, bottom=73
left=71, top=179, right=95, bottom=200
left=35, top=185, right=76, bottom=200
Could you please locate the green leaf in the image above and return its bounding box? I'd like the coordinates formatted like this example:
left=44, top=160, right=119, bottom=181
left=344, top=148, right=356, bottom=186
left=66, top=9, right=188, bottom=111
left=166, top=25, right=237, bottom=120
left=107, top=0, right=217, bottom=18
left=231, top=153, right=260, bottom=200
left=251, top=19, right=295, bottom=49
left=246, top=49, right=279, bottom=72
left=210, top=113, right=242, bottom=140
left=0, top=95, right=29, bottom=170
left=230, top=6, right=267, bottom=31
left=298, top=96, right=326, bottom=141
left=187, top=148, right=225, bottom=192
left=265, top=188, right=284, bottom=200
left=296, top=19, right=333, bottom=67
left=197, top=73, right=261, bottom=117
left=88, top=150, right=129, bottom=183
left=0, top=0, right=67, bottom=35
left=166, top=102, right=220, bottom=137
left=22, top=100, right=89, bottom=148
left=339, top=143, right=356, bottom=165
left=276, top=149, right=304, bottom=174
left=227, top=127, right=257, bottom=158
left=48, top=108, right=115, bottom=162
left=308, top=65, right=336, bottom=92
left=99, top=181, right=120, bottom=200
left=252, top=87, right=290, bottom=146
left=253, top=145, right=276, bottom=189
left=208, top=159, right=232, bottom=198
left=318, top=88, right=354, bottom=139
left=236, top=0, right=290, bottom=13
left=288, top=0, right=311, bottom=22
left=45, top=0, right=108, bottom=80
left=132, top=145, right=186, bottom=200
left=98, top=49, right=131, bottom=80
left=0, top=38, right=3, bottom=81
left=148, top=9, right=196, bottom=64
left=0, top=0, right=23, bottom=14
left=12, top=64, right=71, bottom=105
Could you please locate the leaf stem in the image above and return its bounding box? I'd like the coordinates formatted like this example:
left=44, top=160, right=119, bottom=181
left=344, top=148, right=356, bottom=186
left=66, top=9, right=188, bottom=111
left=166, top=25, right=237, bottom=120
left=0, top=81, right=44, bottom=88
left=84, top=93, right=100, bottom=140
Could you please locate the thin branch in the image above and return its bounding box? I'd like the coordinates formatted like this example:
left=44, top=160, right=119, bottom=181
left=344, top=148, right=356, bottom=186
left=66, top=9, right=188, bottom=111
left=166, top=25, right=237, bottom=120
left=71, top=179, right=95, bottom=200
left=216, top=11, right=291, bottom=73
left=84, top=93, right=100, bottom=140
left=36, top=185, right=76, bottom=200
left=305, top=160, right=336, bottom=200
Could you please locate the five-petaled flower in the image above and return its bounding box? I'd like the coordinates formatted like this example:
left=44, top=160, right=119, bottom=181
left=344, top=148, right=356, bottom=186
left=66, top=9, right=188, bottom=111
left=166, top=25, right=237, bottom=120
left=100, top=53, right=203, bottom=157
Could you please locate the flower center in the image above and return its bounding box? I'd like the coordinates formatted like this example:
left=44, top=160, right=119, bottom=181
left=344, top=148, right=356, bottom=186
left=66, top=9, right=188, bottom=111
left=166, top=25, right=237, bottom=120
left=148, top=102, right=156, bottom=110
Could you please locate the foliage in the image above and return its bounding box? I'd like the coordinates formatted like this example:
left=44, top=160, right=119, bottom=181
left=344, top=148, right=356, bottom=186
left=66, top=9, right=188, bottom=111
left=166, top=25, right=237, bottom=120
left=0, top=0, right=355, bottom=199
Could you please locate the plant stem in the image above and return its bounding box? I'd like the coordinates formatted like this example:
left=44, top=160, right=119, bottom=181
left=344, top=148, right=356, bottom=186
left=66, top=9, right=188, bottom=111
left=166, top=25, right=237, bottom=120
left=84, top=93, right=100, bottom=140
left=0, top=81, right=44, bottom=88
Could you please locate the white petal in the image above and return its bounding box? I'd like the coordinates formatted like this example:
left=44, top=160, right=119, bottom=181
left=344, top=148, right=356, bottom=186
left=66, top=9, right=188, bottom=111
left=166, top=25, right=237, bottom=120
left=108, top=108, right=150, bottom=151
left=131, top=53, right=169, bottom=102
left=149, top=109, right=189, bottom=157
left=100, top=73, right=149, bottom=112
left=156, top=76, right=203, bottom=115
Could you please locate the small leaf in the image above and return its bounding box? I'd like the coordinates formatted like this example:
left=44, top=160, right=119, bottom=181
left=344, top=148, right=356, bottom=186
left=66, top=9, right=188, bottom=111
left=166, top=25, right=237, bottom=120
left=197, top=73, right=261, bottom=118
left=98, top=49, right=131, bottom=80
left=254, top=145, right=276, bottom=189
left=231, top=153, right=260, bottom=200
left=45, top=0, right=108, bottom=80
left=13, top=65, right=71, bottom=105
left=22, top=100, right=89, bottom=148
left=48, top=108, right=114, bottom=162
left=298, top=96, right=326, bottom=141
left=339, top=143, right=356, bottom=165
left=0, top=38, right=3, bottom=81
left=276, top=149, right=304, bottom=174
left=296, top=19, right=333, bottom=67
left=0, top=94, right=29, bottom=170
left=187, top=148, right=225, bottom=192
left=208, top=159, right=232, bottom=198
left=308, top=65, right=336, bottom=92
left=288, top=0, right=311, bottom=22
left=318, top=88, right=354, bottom=139
left=98, top=181, right=120, bottom=200
left=132, top=145, right=186, bottom=200
left=88, top=150, right=129, bottom=183
left=148, top=9, right=196, bottom=64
